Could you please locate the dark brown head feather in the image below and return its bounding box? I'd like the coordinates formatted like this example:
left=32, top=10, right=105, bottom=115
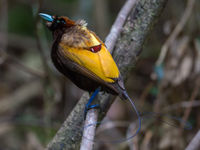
left=46, top=16, right=75, bottom=31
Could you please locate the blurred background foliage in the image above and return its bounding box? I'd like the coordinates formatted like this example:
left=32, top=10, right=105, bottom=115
left=0, top=0, right=200, bottom=149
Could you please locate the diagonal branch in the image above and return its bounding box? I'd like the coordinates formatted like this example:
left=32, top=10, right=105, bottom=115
left=186, top=130, right=200, bottom=150
left=105, top=0, right=138, bottom=52
left=80, top=109, right=98, bottom=150
left=155, top=0, right=196, bottom=66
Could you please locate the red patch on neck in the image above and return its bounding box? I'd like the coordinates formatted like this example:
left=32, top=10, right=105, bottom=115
left=90, top=44, right=101, bottom=53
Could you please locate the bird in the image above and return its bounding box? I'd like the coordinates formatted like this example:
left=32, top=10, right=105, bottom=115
left=39, top=13, right=141, bottom=140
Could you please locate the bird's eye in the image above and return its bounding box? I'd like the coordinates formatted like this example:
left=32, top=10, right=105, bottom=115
left=55, top=19, right=65, bottom=25
left=90, top=44, right=101, bottom=53
left=61, top=20, right=66, bottom=24
left=57, top=19, right=66, bottom=25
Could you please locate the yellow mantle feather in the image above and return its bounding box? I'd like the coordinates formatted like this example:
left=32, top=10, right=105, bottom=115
left=59, top=30, right=119, bottom=83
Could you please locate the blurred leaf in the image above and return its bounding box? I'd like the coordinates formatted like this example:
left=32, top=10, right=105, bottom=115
left=8, top=4, right=34, bottom=36
left=15, top=114, right=57, bottom=145
left=154, top=64, right=164, bottom=81
left=150, top=86, right=158, bottom=96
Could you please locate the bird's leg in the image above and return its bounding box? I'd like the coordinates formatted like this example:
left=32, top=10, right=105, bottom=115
left=84, top=87, right=101, bottom=119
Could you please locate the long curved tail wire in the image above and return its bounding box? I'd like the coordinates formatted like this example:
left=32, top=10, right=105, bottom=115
left=122, top=91, right=142, bottom=142
left=140, top=111, right=192, bottom=130
left=82, top=90, right=192, bottom=143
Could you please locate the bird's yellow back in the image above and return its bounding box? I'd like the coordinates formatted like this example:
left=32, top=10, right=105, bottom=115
left=59, top=26, right=120, bottom=83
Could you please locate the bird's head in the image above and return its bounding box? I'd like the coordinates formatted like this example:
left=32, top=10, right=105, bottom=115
left=39, top=13, right=75, bottom=31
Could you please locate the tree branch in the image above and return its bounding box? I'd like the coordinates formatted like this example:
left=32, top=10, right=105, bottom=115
left=186, top=130, right=200, bottom=150
left=105, top=0, right=138, bottom=52
left=0, top=80, right=42, bottom=115
left=155, top=0, right=196, bottom=66
left=80, top=109, right=98, bottom=150
left=47, top=0, right=167, bottom=149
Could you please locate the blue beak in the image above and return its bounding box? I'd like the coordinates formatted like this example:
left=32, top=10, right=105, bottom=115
left=39, top=13, right=54, bottom=22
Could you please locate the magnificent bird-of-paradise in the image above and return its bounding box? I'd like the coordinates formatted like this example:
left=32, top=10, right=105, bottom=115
left=39, top=13, right=141, bottom=140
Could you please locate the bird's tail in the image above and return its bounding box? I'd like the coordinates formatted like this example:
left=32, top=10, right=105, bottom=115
left=120, top=90, right=142, bottom=140
left=120, top=91, right=192, bottom=134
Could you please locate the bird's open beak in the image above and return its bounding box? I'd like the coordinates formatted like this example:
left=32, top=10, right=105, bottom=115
left=39, top=13, right=54, bottom=22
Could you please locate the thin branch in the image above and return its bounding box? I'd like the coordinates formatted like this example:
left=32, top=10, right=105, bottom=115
left=186, top=130, right=200, bottom=150
left=47, top=0, right=167, bottom=149
left=0, top=32, right=37, bottom=50
left=138, top=81, right=154, bottom=107
left=0, top=80, right=42, bottom=115
left=127, top=122, right=139, bottom=150
left=141, top=130, right=153, bottom=150
left=33, top=0, right=61, bottom=102
left=80, top=109, right=98, bottom=150
left=180, top=77, right=200, bottom=130
left=156, top=0, right=196, bottom=66
left=0, top=0, right=8, bottom=50
left=0, top=49, right=45, bottom=78
left=163, top=100, right=200, bottom=112
left=34, top=0, right=50, bottom=76
left=153, top=0, right=196, bottom=113
left=105, top=0, right=138, bottom=52
left=0, top=0, right=8, bottom=64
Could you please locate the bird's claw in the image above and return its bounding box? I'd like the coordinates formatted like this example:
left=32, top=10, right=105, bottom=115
left=84, top=104, right=100, bottom=119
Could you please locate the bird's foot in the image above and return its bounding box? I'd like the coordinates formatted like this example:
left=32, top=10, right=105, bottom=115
left=84, top=87, right=101, bottom=119
left=84, top=104, right=100, bottom=119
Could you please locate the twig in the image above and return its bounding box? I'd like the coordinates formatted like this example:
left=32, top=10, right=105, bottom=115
left=97, top=119, right=130, bottom=133
left=0, top=122, right=13, bottom=136
left=0, top=0, right=8, bottom=49
left=163, top=100, right=200, bottom=112
left=93, top=0, right=109, bottom=38
left=127, top=122, right=139, bottom=150
left=34, top=0, right=50, bottom=76
left=34, top=0, right=63, bottom=139
left=0, top=80, right=42, bottom=115
left=138, top=81, right=154, bottom=107
left=0, top=0, right=8, bottom=64
left=155, top=0, right=196, bottom=66
left=153, top=0, right=196, bottom=113
left=80, top=109, right=98, bottom=150
left=0, top=32, right=37, bottom=50
left=185, top=130, right=200, bottom=150
left=33, top=0, right=62, bottom=102
left=105, top=0, right=138, bottom=52
left=180, top=77, right=200, bottom=130
left=0, top=49, right=45, bottom=78
left=26, top=132, right=44, bottom=150
left=141, top=130, right=153, bottom=150
left=47, top=0, right=167, bottom=149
